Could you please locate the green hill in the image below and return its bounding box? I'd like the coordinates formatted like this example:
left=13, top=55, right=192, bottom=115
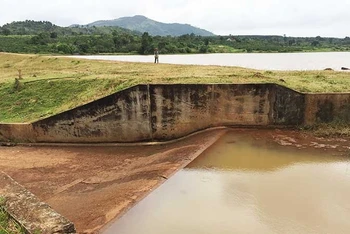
left=84, top=15, right=215, bottom=36
left=0, top=20, right=59, bottom=35
left=0, top=20, right=138, bottom=36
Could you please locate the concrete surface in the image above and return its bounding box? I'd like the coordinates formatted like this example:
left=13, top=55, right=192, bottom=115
left=0, top=129, right=226, bottom=233
left=0, top=172, right=75, bottom=233
left=0, top=84, right=349, bottom=143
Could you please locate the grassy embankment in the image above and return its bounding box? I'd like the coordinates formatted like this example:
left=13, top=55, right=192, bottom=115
left=0, top=53, right=349, bottom=135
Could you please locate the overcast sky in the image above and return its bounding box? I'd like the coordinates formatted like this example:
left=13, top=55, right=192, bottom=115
left=1, top=0, right=350, bottom=38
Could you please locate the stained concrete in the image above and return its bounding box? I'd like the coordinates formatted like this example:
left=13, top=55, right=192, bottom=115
left=271, top=85, right=305, bottom=125
left=304, top=93, right=350, bottom=124
left=0, top=84, right=349, bottom=143
left=0, top=172, right=75, bottom=233
left=150, top=84, right=274, bottom=141
left=32, top=85, right=151, bottom=143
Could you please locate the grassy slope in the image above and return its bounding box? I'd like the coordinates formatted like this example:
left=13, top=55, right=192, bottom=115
left=0, top=53, right=349, bottom=126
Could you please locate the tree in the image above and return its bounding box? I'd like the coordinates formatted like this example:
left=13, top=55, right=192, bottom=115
left=29, top=32, right=50, bottom=45
left=56, top=43, right=76, bottom=54
left=311, top=41, right=320, bottom=47
left=2, top=28, right=11, bottom=36
left=50, top=32, right=58, bottom=39
left=199, top=45, right=208, bottom=53
left=288, top=39, right=296, bottom=46
left=139, top=32, right=153, bottom=55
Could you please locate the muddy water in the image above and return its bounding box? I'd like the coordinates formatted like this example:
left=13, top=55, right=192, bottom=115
left=103, top=131, right=350, bottom=234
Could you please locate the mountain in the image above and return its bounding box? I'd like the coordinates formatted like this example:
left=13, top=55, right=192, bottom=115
left=83, top=15, right=215, bottom=36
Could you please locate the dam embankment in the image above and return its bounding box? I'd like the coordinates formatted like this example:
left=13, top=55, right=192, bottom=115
left=0, top=84, right=349, bottom=143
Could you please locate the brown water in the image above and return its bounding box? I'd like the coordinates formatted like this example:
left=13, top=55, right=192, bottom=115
left=103, top=131, right=350, bottom=234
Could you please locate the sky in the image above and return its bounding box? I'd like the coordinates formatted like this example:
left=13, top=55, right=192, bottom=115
left=1, top=0, right=350, bottom=38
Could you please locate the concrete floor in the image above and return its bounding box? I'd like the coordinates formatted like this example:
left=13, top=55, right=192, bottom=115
left=0, top=128, right=349, bottom=233
left=0, top=129, right=226, bottom=233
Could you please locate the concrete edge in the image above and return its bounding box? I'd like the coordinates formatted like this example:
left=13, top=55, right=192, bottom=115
left=0, top=125, right=296, bottom=147
left=99, top=128, right=228, bottom=233
left=0, top=172, right=76, bottom=234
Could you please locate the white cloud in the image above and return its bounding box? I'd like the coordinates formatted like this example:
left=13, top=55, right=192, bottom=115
left=0, top=0, right=349, bottom=37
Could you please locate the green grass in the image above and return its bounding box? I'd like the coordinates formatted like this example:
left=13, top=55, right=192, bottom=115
left=0, top=198, right=25, bottom=234
left=0, top=79, right=124, bottom=123
left=0, top=53, right=349, bottom=126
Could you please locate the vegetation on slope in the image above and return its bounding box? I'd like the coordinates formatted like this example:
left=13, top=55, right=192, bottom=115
left=0, top=20, right=137, bottom=36
left=86, top=15, right=215, bottom=36
left=1, top=21, right=350, bottom=55
left=0, top=53, right=349, bottom=126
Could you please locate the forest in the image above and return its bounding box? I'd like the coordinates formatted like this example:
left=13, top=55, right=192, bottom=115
left=1, top=20, right=350, bottom=55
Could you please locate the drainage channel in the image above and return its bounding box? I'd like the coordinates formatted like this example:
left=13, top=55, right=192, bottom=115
left=102, top=130, right=350, bottom=234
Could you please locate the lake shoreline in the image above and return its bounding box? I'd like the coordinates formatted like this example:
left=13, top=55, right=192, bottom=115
left=69, top=52, right=350, bottom=71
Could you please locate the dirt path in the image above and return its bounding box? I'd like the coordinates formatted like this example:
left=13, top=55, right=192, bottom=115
left=0, top=129, right=226, bottom=233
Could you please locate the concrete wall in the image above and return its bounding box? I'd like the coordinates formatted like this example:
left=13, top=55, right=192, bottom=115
left=32, top=85, right=152, bottom=143
left=0, top=124, right=34, bottom=142
left=150, top=84, right=274, bottom=140
left=271, top=85, right=305, bottom=125
left=304, top=93, right=350, bottom=125
left=0, top=84, right=349, bottom=143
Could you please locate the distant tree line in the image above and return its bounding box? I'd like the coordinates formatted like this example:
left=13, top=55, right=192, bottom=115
left=1, top=20, right=350, bottom=55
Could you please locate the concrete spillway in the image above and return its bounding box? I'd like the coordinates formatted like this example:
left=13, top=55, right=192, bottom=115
left=0, top=84, right=349, bottom=143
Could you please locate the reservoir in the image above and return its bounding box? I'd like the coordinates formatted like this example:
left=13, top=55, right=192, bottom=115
left=103, top=130, right=350, bottom=234
left=72, top=52, right=350, bottom=71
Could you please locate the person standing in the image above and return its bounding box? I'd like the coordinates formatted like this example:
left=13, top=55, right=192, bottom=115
left=154, top=48, right=159, bottom=63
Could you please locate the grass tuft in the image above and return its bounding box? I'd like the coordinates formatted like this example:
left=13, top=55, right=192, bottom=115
left=0, top=198, right=26, bottom=234
left=303, top=123, right=350, bottom=137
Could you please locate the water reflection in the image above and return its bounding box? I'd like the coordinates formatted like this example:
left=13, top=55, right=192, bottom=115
left=103, top=132, right=350, bottom=234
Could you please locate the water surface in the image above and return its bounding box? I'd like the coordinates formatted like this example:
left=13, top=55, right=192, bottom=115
left=73, top=52, right=350, bottom=71
left=103, top=132, right=350, bottom=234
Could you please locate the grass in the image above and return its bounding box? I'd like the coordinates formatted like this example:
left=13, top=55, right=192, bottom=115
left=0, top=198, right=25, bottom=234
left=0, top=79, right=121, bottom=122
left=0, top=52, right=349, bottom=128
left=306, top=123, right=350, bottom=137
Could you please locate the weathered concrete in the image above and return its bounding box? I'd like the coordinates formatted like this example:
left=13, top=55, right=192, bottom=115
left=0, top=172, right=75, bottom=233
left=0, top=84, right=349, bottom=143
left=271, top=85, right=305, bottom=125
left=304, top=93, right=350, bottom=125
left=150, top=84, right=274, bottom=140
left=0, top=124, right=34, bottom=142
left=33, top=85, right=151, bottom=143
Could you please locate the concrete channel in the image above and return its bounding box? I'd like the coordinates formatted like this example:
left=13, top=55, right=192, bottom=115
left=0, top=84, right=349, bottom=233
